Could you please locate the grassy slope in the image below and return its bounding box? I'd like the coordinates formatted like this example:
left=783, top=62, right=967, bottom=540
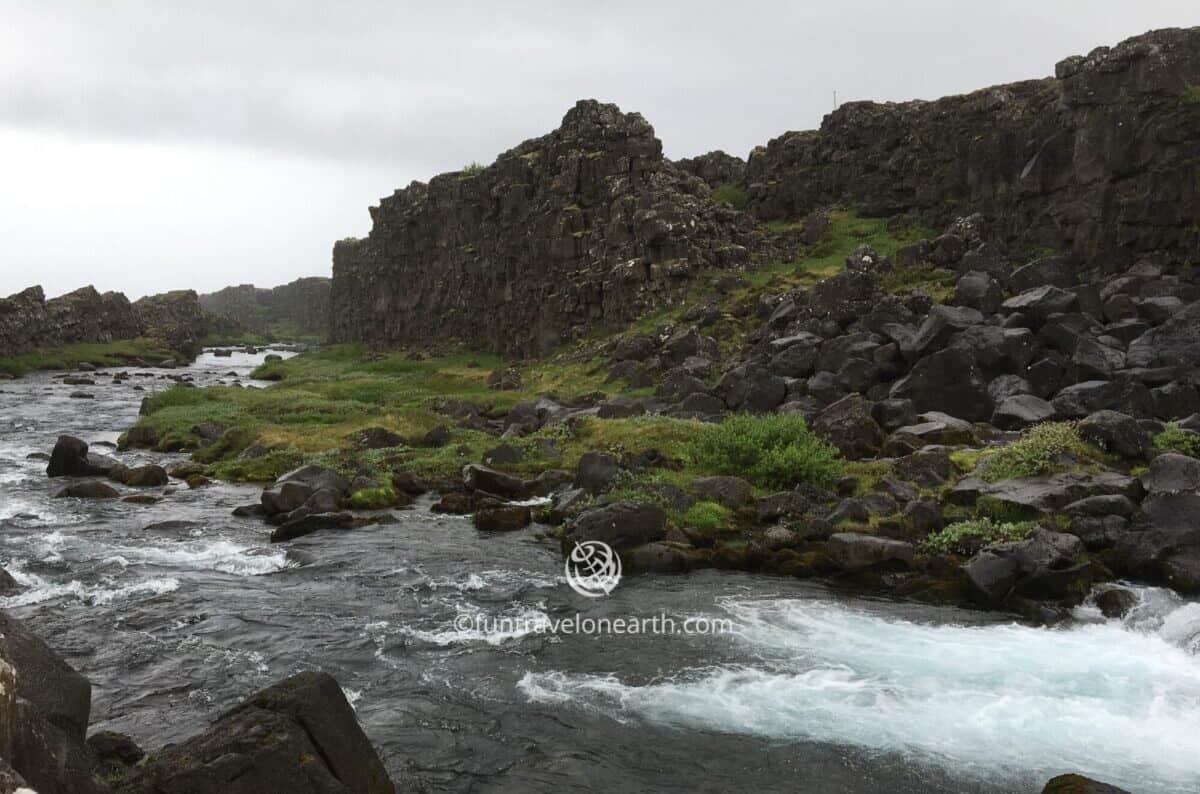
left=0, top=338, right=178, bottom=377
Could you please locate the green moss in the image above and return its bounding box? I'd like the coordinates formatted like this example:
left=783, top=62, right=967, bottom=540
left=923, top=518, right=1035, bottom=555
left=1154, top=423, right=1200, bottom=457
left=710, top=184, right=748, bottom=211
left=0, top=338, right=178, bottom=376
left=689, top=413, right=844, bottom=490
left=978, top=422, right=1098, bottom=483
left=348, top=486, right=397, bottom=509
left=682, top=501, right=733, bottom=530
left=1185, top=85, right=1200, bottom=105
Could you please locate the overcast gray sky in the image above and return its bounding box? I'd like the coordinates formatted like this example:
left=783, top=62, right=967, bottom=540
left=1, top=1, right=1195, bottom=300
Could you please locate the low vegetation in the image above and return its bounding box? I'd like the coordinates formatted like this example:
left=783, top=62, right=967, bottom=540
left=682, top=501, right=733, bottom=531
left=1154, top=423, right=1200, bottom=457
left=923, top=518, right=1036, bottom=555
left=689, top=413, right=844, bottom=489
left=710, top=184, right=748, bottom=211
left=0, top=338, right=177, bottom=377
left=976, top=422, right=1098, bottom=482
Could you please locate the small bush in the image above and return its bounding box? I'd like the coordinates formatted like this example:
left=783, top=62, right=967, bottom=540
left=683, top=501, right=732, bottom=530
left=923, top=518, right=1035, bottom=555
left=710, top=184, right=748, bottom=211
left=689, top=413, right=844, bottom=490
left=979, top=422, right=1093, bottom=482
left=1154, top=423, right=1200, bottom=457
left=460, top=161, right=485, bottom=176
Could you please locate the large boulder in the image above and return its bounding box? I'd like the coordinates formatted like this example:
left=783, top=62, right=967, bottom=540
left=1139, top=453, right=1200, bottom=495
left=890, top=347, right=992, bottom=422
left=473, top=505, right=532, bottom=532
left=690, top=476, right=753, bottom=508
left=1000, top=285, right=1078, bottom=326
left=811, top=393, right=884, bottom=460
left=276, top=464, right=351, bottom=496
left=1041, top=773, right=1129, bottom=794
left=130, top=671, right=393, bottom=793
left=575, top=451, right=620, bottom=494
left=1126, top=301, right=1200, bottom=369
left=1051, top=379, right=1154, bottom=419
left=824, top=533, right=914, bottom=571
left=45, top=435, right=103, bottom=477
left=463, top=464, right=530, bottom=500
left=992, top=394, right=1057, bottom=430
left=964, top=529, right=1090, bottom=607
left=0, top=610, right=100, bottom=794
left=906, top=304, right=983, bottom=359
left=564, top=502, right=666, bottom=552
left=54, top=479, right=119, bottom=499
left=1077, top=411, right=1151, bottom=460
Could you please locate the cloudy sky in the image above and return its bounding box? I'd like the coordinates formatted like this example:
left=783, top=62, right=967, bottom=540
left=1, top=1, right=1194, bottom=300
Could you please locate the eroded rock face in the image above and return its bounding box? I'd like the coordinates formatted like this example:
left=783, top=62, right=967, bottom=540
left=0, top=284, right=211, bottom=358
left=199, top=277, right=331, bottom=338
left=331, top=100, right=775, bottom=356
left=744, top=27, right=1200, bottom=270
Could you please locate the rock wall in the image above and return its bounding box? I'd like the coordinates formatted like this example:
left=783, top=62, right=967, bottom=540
left=674, top=150, right=747, bottom=188
left=199, top=277, right=331, bottom=338
left=744, top=27, right=1200, bottom=270
left=0, top=284, right=210, bottom=357
left=331, top=100, right=775, bottom=357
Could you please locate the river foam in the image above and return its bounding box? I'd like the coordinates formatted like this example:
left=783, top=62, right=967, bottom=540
left=520, top=594, right=1200, bottom=793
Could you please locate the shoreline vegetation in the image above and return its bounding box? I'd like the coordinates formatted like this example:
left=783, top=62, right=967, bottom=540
left=0, top=338, right=180, bottom=377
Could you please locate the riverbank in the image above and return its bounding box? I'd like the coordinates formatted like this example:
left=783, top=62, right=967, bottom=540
left=0, top=338, right=181, bottom=377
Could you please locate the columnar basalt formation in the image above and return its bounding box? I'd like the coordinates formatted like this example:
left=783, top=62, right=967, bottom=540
left=744, top=27, right=1200, bottom=269
left=200, top=277, right=331, bottom=337
left=331, top=100, right=773, bottom=357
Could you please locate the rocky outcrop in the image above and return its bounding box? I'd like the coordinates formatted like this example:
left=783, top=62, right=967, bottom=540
left=673, top=150, right=746, bottom=188
left=331, top=100, right=777, bottom=356
left=744, top=27, right=1200, bottom=270
left=0, top=610, right=100, bottom=794
left=0, top=284, right=211, bottom=357
left=200, top=277, right=331, bottom=338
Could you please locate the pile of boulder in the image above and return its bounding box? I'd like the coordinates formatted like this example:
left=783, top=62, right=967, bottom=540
left=45, top=435, right=170, bottom=501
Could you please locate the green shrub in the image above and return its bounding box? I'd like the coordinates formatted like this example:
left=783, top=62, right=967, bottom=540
left=923, top=518, right=1035, bottom=555
left=460, top=161, right=485, bottom=176
left=710, top=184, right=748, bottom=211
left=980, top=422, right=1093, bottom=482
left=689, top=413, right=844, bottom=489
left=1154, top=423, right=1200, bottom=457
left=682, top=501, right=732, bottom=530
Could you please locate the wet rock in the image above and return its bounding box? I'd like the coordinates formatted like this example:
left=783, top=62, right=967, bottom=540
left=46, top=434, right=100, bottom=477
left=130, top=671, right=392, bottom=794
left=0, top=568, right=20, bottom=595
left=1077, top=410, right=1151, bottom=460
left=0, top=611, right=100, bottom=794
left=825, top=533, right=914, bottom=571
left=122, top=494, right=159, bottom=505
left=261, top=481, right=313, bottom=515
left=54, top=479, right=119, bottom=499
left=120, top=464, right=169, bottom=487
left=169, top=461, right=207, bottom=480
left=1094, top=587, right=1138, bottom=619
left=232, top=503, right=266, bottom=518
left=431, top=493, right=474, bottom=514
left=390, top=471, right=428, bottom=496
left=276, top=465, right=351, bottom=496
left=690, top=475, right=752, bottom=508
left=965, top=529, right=1089, bottom=608
left=811, top=393, right=884, bottom=460
left=564, top=502, right=666, bottom=552
left=623, top=542, right=707, bottom=573
left=270, top=512, right=355, bottom=543
left=1041, top=773, right=1130, bottom=793
left=463, top=463, right=529, bottom=500
left=575, top=451, right=620, bottom=495
left=473, top=505, right=532, bottom=532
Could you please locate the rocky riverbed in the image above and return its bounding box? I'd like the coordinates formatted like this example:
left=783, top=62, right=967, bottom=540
left=2, top=349, right=1199, bottom=792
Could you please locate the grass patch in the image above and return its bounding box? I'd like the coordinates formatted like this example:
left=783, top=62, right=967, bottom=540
left=689, top=413, right=844, bottom=490
left=1186, top=85, right=1200, bottom=105
left=1154, top=423, right=1200, bottom=457
left=923, top=518, right=1036, bottom=555
left=0, top=338, right=177, bottom=376
left=682, top=500, right=733, bottom=530
left=710, top=184, right=748, bottom=211
left=977, top=422, right=1098, bottom=483
left=348, top=486, right=397, bottom=509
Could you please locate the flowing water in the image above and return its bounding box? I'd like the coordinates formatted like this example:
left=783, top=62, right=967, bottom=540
left=2, top=351, right=1200, bottom=792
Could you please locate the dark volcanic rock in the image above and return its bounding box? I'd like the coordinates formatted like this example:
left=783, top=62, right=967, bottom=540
left=564, top=502, right=667, bottom=551
left=130, top=671, right=392, bottom=793
left=331, top=100, right=775, bottom=357
left=0, top=610, right=100, bottom=794
left=890, top=347, right=992, bottom=422
left=744, top=27, right=1200, bottom=270
left=199, top=277, right=331, bottom=339
left=812, top=393, right=885, bottom=460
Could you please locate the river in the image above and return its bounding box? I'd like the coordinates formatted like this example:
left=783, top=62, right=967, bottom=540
left=2, top=350, right=1199, bottom=792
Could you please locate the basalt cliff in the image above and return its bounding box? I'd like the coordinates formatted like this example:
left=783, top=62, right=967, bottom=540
left=331, top=26, right=1200, bottom=355
left=199, top=277, right=331, bottom=339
